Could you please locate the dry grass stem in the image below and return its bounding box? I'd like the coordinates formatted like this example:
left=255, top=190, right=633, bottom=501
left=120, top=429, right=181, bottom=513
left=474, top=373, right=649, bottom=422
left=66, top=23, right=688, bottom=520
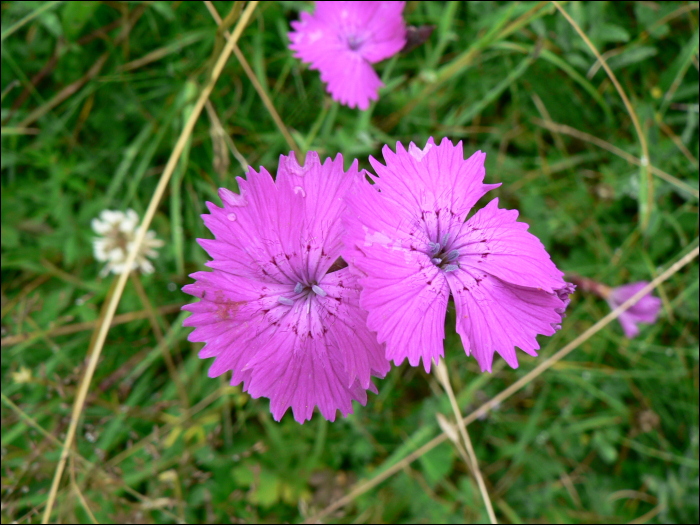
left=306, top=245, right=699, bottom=523
left=69, top=455, right=98, bottom=524
left=0, top=303, right=183, bottom=347
left=205, top=99, right=249, bottom=172
left=0, top=392, right=185, bottom=524
left=656, top=118, right=699, bottom=167
left=203, top=1, right=301, bottom=158
left=531, top=93, right=567, bottom=155
left=629, top=503, right=666, bottom=524
left=586, top=3, right=699, bottom=79
left=552, top=1, right=654, bottom=228
left=435, top=360, right=497, bottom=523
left=18, top=5, right=147, bottom=129
left=532, top=118, right=699, bottom=198
left=106, top=386, right=229, bottom=469
left=1, top=274, right=50, bottom=320
left=40, top=3, right=259, bottom=522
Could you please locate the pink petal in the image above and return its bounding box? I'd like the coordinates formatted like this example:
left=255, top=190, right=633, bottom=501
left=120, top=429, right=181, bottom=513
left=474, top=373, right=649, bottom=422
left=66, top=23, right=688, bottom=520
left=606, top=281, right=661, bottom=338
left=318, top=268, right=391, bottom=387
left=351, top=245, right=450, bottom=372
left=245, top=331, right=366, bottom=423
left=452, top=198, right=567, bottom=293
left=288, top=1, right=406, bottom=110
left=324, top=52, right=383, bottom=110
left=447, top=271, right=566, bottom=372
left=275, top=151, right=357, bottom=276
left=368, top=139, right=499, bottom=225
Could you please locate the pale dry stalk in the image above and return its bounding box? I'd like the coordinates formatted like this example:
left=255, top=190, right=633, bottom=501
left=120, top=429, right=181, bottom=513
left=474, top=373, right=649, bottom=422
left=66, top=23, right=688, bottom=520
left=204, top=99, right=249, bottom=173
left=435, top=360, right=497, bottom=523
left=0, top=303, right=183, bottom=348
left=306, top=245, right=699, bottom=523
left=40, top=3, right=260, bottom=523
left=531, top=118, right=698, bottom=199
left=0, top=393, right=185, bottom=524
left=552, top=1, right=653, bottom=228
left=203, top=0, right=301, bottom=158
left=130, top=273, right=189, bottom=408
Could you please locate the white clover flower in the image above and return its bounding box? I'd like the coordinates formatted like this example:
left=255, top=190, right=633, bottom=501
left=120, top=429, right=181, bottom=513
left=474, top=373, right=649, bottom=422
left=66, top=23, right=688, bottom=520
left=91, top=209, right=164, bottom=277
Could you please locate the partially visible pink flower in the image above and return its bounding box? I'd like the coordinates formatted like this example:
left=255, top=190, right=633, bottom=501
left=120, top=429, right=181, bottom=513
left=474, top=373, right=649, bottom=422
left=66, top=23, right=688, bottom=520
left=606, top=282, right=662, bottom=338
left=343, top=137, right=574, bottom=373
left=289, top=1, right=406, bottom=110
left=182, top=152, right=390, bottom=424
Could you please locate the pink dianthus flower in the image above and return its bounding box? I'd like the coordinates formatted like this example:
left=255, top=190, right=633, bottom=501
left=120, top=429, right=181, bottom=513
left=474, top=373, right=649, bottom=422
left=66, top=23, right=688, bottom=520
left=606, top=282, right=661, bottom=338
left=343, top=137, right=574, bottom=373
left=288, top=1, right=406, bottom=110
left=183, top=152, right=390, bottom=423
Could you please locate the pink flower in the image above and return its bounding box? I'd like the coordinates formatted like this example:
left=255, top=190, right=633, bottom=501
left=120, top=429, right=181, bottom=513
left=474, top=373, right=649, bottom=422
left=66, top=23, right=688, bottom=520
left=606, top=282, right=661, bottom=338
left=288, top=1, right=406, bottom=110
left=343, top=137, right=574, bottom=373
left=182, top=152, right=390, bottom=423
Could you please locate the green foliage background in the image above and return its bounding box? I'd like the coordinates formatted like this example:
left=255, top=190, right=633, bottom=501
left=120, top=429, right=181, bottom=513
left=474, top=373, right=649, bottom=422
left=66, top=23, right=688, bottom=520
left=1, top=1, right=698, bottom=523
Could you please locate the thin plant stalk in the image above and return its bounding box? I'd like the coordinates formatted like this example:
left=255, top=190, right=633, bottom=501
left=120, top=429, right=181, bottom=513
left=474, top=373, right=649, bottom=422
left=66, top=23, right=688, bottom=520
left=40, top=3, right=259, bottom=523
left=203, top=0, right=301, bottom=158
left=435, top=360, right=497, bottom=524
left=0, top=303, right=183, bottom=348
left=0, top=1, right=63, bottom=42
left=531, top=118, right=698, bottom=199
left=305, top=245, right=699, bottom=523
left=0, top=393, right=185, bottom=524
left=552, top=1, right=653, bottom=229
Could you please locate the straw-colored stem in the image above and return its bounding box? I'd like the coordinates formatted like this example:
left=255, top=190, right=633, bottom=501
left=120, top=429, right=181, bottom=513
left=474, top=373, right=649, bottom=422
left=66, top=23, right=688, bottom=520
left=204, top=99, right=249, bottom=173
left=552, top=1, right=653, bottom=228
left=203, top=1, right=301, bottom=158
left=0, top=303, right=182, bottom=348
left=69, top=455, right=98, bottom=524
left=40, top=3, right=259, bottom=523
left=531, top=118, right=698, bottom=199
left=435, top=360, right=497, bottom=524
left=305, top=245, right=699, bottom=523
left=1, top=392, right=185, bottom=524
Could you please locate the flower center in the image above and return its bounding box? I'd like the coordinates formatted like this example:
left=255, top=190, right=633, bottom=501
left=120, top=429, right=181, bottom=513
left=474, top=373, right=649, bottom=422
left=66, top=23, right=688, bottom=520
left=277, top=281, right=327, bottom=306
left=347, top=35, right=363, bottom=51
left=428, top=238, right=459, bottom=272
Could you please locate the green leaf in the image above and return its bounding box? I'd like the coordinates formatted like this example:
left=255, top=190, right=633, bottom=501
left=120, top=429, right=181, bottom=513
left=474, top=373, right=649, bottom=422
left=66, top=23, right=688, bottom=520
left=232, top=465, right=255, bottom=487
left=592, top=431, right=618, bottom=464
left=597, top=23, right=630, bottom=43
left=607, top=46, right=658, bottom=71
left=38, top=10, right=62, bottom=37
left=61, top=1, right=98, bottom=40
left=418, top=441, right=453, bottom=487
left=249, top=469, right=280, bottom=508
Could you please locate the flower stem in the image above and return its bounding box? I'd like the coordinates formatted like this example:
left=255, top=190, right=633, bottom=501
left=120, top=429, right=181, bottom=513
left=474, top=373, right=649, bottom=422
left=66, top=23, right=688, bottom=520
left=435, top=359, right=497, bottom=524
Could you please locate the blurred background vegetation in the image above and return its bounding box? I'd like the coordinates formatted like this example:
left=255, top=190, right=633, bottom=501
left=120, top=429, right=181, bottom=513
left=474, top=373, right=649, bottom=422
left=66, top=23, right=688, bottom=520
left=1, top=1, right=698, bottom=523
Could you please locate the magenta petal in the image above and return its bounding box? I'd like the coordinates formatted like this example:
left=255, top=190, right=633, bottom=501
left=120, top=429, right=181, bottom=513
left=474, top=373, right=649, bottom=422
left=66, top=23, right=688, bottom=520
left=183, top=151, right=390, bottom=424
left=245, top=331, right=374, bottom=423
left=447, top=271, right=567, bottom=372
left=324, top=53, right=383, bottom=110
left=454, top=198, right=566, bottom=293
left=318, top=268, right=390, bottom=387
left=344, top=137, right=572, bottom=372
left=288, top=1, right=406, bottom=109
left=343, top=237, right=450, bottom=372
left=606, top=281, right=662, bottom=338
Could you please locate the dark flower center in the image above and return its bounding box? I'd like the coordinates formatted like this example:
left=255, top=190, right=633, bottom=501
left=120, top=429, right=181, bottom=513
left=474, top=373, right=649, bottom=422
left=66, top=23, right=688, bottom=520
left=428, top=238, right=459, bottom=272
left=347, top=35, right=363, bottom=51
